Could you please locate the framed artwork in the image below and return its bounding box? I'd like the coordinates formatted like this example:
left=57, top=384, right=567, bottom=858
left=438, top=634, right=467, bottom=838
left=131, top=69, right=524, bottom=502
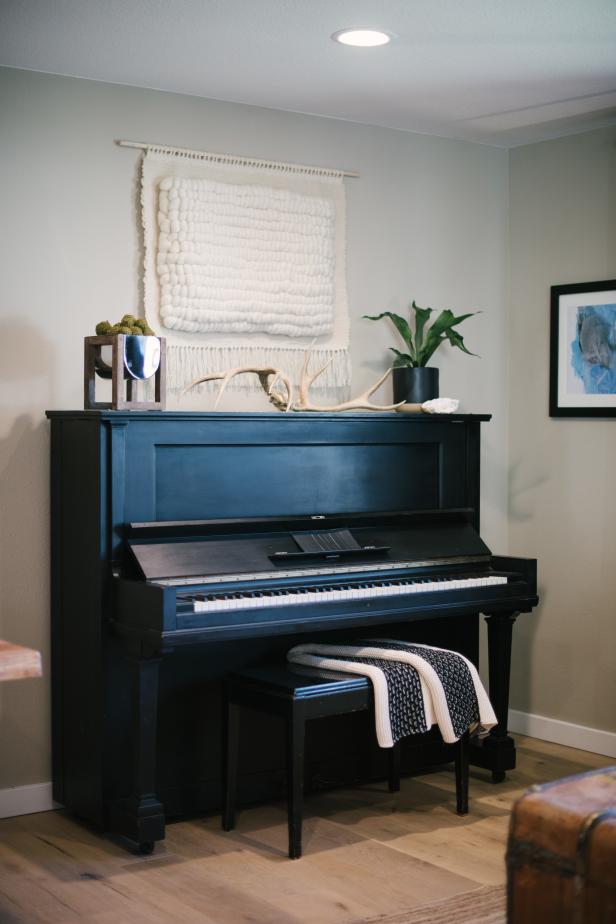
left=549, top=279, right=616, bottom=417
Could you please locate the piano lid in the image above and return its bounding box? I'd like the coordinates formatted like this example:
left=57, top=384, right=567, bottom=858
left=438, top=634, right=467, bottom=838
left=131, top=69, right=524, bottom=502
left=127, top=510, right=492, bottom=583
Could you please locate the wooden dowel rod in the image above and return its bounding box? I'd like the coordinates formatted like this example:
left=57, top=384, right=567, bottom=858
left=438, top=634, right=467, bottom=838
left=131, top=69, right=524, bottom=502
left=115, top=140, right=359, bottom=178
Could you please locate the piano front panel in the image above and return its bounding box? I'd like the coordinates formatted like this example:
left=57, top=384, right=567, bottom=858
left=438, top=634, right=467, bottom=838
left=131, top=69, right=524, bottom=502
left=111, top=413, right=474, bottom=531
left=154, top=442, right=441, bottom=521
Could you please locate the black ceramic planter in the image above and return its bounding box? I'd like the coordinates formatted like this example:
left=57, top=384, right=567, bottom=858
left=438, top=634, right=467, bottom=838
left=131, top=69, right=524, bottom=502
left=392, top=366, right=439, bottom=404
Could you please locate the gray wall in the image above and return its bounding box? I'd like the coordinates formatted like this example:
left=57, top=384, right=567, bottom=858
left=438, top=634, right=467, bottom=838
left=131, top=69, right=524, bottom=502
left=508, top=126, right=616, bottom=731
left=0, top=67, right=509, bottom=789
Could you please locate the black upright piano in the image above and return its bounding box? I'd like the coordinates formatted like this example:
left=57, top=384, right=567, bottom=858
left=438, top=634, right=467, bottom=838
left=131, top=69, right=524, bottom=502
left=47, top=410, right=537, bottom=852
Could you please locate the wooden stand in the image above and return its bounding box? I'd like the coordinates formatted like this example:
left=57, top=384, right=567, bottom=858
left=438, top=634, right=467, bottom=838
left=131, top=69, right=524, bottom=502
left=84, top=335, right=166, bottom=411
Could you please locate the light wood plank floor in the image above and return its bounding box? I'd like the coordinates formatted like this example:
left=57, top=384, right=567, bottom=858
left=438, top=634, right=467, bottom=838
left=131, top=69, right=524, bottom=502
left=0, top=737, right=612, bottom=924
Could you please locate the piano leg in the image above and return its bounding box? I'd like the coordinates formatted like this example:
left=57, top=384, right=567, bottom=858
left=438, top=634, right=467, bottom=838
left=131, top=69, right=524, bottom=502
left=480, top=612, right=518, bottom=782
left=455, top=731, right=470, bottom=814
left=388, top=742, right=401, bottom=793
left=108, top=654, right=166, bottom=851
left=222, top=697, right=240, bottom=832
left=286, top=709, right=305, bottom=860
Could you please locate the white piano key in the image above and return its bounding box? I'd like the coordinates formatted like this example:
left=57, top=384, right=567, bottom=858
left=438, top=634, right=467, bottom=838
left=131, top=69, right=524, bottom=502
left=190, top=573, right=510, bottom=614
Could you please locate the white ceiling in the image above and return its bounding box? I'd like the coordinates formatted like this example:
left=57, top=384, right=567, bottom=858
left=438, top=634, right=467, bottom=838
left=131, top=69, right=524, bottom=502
left=2, top=0, right=616, bottom=147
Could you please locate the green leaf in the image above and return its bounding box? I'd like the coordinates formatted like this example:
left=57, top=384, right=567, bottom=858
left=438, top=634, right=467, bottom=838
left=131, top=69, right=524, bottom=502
left=411, top=300, right=432, bottom=355
left=363, top=311, right=415, bottom=360
left=443, top=328, right=478, bottom=357
left=428, top=309, right=477, bottom=338
left=417, top=332, right=446, bottom=366
left=425, top=309, right=455, bottom=337
left=389, top=348, right=414, bottom=368
left=365, top=304, right=478, bottom=366
left=363, top=311, right=414, bottom=351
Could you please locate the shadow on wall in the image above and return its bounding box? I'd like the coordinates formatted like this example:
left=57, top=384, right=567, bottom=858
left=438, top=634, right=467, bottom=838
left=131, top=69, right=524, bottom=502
left=0, top=320, right=54, bottom=782
left=508, top=459, right=549, bottom=524
left=507, top=457, right=549, bottom=714
left=0, top=414, right=50, bottom=644
left=0, top=319, right=54, bottom=646
left=0, top=318, right=54, bottom=638
left=0, top=319, right=54, bottom=389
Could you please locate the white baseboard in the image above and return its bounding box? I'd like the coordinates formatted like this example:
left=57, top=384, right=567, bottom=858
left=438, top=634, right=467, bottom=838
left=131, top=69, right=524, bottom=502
left=0, top=782, right=61, bottom=819
left=509, top=709, right=616, bottom=759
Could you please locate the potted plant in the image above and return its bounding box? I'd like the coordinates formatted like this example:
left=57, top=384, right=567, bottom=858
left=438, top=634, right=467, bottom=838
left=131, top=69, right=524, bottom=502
left=93, top=314, right=159, bottom=380
left=364, top=300, right=478, bottom=404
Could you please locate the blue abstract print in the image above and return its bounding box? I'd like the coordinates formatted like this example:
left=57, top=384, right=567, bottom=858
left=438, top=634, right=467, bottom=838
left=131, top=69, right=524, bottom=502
left=571, top=304, right=616, bottom=394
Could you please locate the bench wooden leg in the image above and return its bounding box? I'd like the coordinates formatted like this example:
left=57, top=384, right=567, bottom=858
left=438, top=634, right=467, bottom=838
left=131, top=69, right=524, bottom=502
left=455, top=730, right=470, bottom=815
left=223, top=699, right=240, bottom=831
left=388, top=742, right=401, bottom=793
left=286, top=709, right=305, bottom=859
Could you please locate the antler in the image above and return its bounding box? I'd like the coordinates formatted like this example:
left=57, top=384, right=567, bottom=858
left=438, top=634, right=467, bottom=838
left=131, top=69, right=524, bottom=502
left=182, top=348, right=405, bottom=412
left=294, top=348, right=404, bottom=412
left=182, top=366, right=293, bottom=411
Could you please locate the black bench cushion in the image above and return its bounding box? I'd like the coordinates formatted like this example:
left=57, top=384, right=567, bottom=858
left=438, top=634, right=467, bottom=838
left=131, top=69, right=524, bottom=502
left=229, top=664, right=371, bottom=698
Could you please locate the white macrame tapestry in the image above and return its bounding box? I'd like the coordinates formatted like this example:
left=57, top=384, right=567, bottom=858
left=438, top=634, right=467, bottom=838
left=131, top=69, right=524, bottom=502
left=141, top=146, right=351, bottom=393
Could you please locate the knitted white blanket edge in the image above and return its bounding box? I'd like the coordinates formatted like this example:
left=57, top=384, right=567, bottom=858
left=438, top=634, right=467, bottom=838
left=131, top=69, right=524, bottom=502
left=287, top=642, right=496, bottom=749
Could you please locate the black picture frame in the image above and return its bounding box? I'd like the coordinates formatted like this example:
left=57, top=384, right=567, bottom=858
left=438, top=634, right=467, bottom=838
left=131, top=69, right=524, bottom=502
left=549, top=279, right=616, bottom=418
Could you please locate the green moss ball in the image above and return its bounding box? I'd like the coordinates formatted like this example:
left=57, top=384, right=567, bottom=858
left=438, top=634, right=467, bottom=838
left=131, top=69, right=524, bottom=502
left=94, top=315, right=156, bottom=337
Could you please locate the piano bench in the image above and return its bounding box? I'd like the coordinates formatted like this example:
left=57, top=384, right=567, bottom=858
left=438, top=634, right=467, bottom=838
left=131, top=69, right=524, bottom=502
left=222, top=664, right=470, bottom=859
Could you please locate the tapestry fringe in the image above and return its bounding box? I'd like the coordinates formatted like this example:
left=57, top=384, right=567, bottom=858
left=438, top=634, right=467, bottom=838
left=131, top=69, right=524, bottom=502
left=169, top=344, right=352, bottom=395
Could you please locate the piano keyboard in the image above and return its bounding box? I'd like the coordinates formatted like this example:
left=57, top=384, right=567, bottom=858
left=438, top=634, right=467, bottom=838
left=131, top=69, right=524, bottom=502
left=183, top=574, right=508, bottom=613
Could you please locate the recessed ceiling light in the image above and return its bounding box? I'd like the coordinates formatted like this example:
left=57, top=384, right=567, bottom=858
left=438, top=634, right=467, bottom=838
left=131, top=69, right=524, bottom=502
left=331, top=28, right=393, bottom=48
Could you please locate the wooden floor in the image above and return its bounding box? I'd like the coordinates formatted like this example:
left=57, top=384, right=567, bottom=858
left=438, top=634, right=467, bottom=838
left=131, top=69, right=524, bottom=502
left=0, top=737, right=612, bottom=924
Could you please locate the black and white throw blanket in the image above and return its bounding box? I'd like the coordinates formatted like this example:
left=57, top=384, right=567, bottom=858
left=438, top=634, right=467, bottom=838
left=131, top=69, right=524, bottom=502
left=287, top=640, right=497, bottom=748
